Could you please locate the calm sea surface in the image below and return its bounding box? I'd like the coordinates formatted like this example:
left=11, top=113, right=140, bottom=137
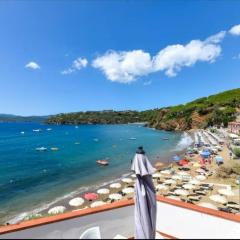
left=0, top=122, right=188, bottom=224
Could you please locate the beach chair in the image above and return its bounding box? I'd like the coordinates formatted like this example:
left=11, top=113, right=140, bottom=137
left=79, top=226, right=101, bottom=239
left=113, top=234, right=127, bottom=239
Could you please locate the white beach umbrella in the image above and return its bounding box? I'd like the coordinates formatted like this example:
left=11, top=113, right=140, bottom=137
left=174, top=189, right=189, bottom=196
left=209, top=194, right=227, bottom=204
left=69, top=197, right=85, bottom=207
left=122, top=187, right=134, bottom=194
left=131, top=174, right=136, bottom=178
left=90, top=201, right=106, bottom=208
left=166, top=195, right=181, bottom=201
left=109, top=193, right=123, bottom=201
left=195, top=175, right=206, bottom=181
left=171, top=175, right=182, bottom=180
left=152, top=173, right=162, bottom=179
left=161, top=169, right=172, bottom=175
left=178, top=172, right=190, bottom=176
left=156, top=184, right=169, bottom=191
left=121, top=178, right=133, bottom=184
left=110, top=183, right=122, bottom=189
left=48, top=206, right=66, bottom=215
left=197, top=202, right=218, bottom=210
left=189, top=179, right=200, bottom=185
left=164, top=179, right=176, bottom=185
left=97, top=188, right=110, bottom=195
left=183, top=184, right=195, bottom=190
left=196, top=168, right=206, bottom=174
left=218, top=188, right=235, bottom=197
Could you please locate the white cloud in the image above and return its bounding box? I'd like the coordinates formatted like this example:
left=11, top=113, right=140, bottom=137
left=233, top=53, right=240, bottom=60
left=25, top=61, right=40, bottom=70
left=61, top=57, right=88, bottom=75
left=229, top=24, right=240, bottom=36
left=143, top=80, right=152, bottom=86
left=92, top=31, right=224, bottom=82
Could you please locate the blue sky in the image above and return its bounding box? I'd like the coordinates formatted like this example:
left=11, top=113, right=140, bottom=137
left=0, top=1, right=240, bottom=116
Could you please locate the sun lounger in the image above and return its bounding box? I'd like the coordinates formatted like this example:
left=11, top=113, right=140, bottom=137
left=80, top=226, right=101, bottom=239
left=113, top=234, right=127, bottom=239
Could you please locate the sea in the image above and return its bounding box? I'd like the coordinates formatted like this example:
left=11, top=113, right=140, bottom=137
left=0, top=122, right=193, bottom=224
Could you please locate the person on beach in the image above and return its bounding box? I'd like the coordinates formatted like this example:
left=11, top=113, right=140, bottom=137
left=131, top=146, right=157, bottom=239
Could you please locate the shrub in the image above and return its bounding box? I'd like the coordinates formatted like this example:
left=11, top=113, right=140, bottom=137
left=233, top=148, right=240, bottom=158
left=216, top=166, right=233, bottom=178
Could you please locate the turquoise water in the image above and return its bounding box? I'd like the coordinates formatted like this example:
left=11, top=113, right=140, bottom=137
left=0, top=123, right=184, bottom=224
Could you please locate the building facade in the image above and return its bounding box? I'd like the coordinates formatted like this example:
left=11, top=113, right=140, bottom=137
left=228, top=121, right=240, bottom=135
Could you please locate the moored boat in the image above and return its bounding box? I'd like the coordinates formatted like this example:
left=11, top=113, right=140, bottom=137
left=36, top=147, right=47, bottom=151
left=96, top=160, right=109, bottom=166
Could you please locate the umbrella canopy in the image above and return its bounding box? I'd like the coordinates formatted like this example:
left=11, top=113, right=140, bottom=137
left=90, top=201, right=106, bottom=208
left=209, top=194, right=227, bottom=204
left=48, top=206, right=66, bottom=215
left=172, top=175, right=182, bottom=180
left=122, top=187, right=134, bottom=194
left=193, top=163, right=201, bottom=168
left=215, top=156, right=224, bottom=163
left=121, top=178, right=133, bottom=184
left=197, top=202, right=218, bottom=210
left=183, top=184, right=195, bottom=190
left=152, top=173, right=162, bottom=179
left=161, top=169, right=172, bottom=175
left=109, top=193, right=122, bottom=201
left=177, top=171, right=190, bottom=176
left=172, top=155, right=181, bottom=162
left=189, top=179, right=200, bottom=185
left=201, top=151, right=211, bottom=158
left=97, top=188, right=110, bottom=195
left=84, top=193, right=98, bottom=201
left=69, top=197, right=85, bottom=207
left=196, top=168, right=206, bottom=174
left=179, top=159, right=189, bottom=166
left=164, top=179, right=176, bottom=185
left=110, top=183, right=122, bottom=189
left=156, top=184, right=169, bottom=191
left=131, top=150, right=156, bottom=239
left=195, top=175, right=206, bottom=181
left=131, top=174, right=136, bottom=178
left=174, top=189, right=189, bottom=196
left=166, top=195, right=181, bottom=201
left=218, top=188, right=235, bottom=196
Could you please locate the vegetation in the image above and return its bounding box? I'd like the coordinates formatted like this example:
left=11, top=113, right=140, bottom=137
left=233, top=147, right=240, bottom=158
left=216, top=163, right=240, bottom=179
left=0, top=114, right=47, bottom=123
left=46, top=88, right=240, bottom=130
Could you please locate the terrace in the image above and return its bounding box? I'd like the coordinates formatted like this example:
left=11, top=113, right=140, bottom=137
left=0, top=196, right=239, bottom=239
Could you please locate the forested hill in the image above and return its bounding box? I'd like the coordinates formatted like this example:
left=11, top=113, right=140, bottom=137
left=0, top=114, right=48, bottom=123
left=45, top=88, right=240, bottom=131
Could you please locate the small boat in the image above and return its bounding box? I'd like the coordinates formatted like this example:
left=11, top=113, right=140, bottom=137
left=75, top=126, right=79, bottom=129
left=47, top=128, right=52, bottom=131
left=75, top=142, right=80, bottom=145
left=93, top=138, right=99, bottom=142
left=129, top=137, right=137, bottom=140
left=33, top=129, right=42, bottom=132
left=36, top=147, right=47, bottom=151
left=51, top=147, right=59, bottom=151
left=96, top=160, right=109, bottom=166
left=20, top=131, right=25, bottom=134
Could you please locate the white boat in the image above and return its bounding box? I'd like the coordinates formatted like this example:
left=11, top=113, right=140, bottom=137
left=20, top=131, right=25, bottom=134
left=47, top=128, right=52, bottom=131
left=75, top=126, right=79, bottom=129
left=93, top=138, right=99, bottom=142
left=33, top=129, right=42, bottom=132
left=36, top=147, right=47, bottom=151
left=129, top=137, right=137, bottom=140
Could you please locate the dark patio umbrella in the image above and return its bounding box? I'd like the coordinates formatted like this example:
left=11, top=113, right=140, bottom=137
left=131, top=147, right=157, bottom=239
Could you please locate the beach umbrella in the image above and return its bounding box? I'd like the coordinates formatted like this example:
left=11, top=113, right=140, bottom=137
left=164, top=179, right=176, bottom=185
left=109, top=193, right=122, bottom=201
left=172, top=175, right=182, bottom=180
left=197, top=202, right=218, bottom=210
left=131, top=174, right=136, bottom=178
left=174, top=189, right=189, bottom=196
left=196, top=168, right=206, bottom=174
left=161, top=169, right=172, bottom=175
left=121, top=178, right=133, bottom=184
left=69, top=197, right=85, bottom=207
left=48, top=206, right=66, bottom=215
left=90, top=201, right=106, bottom=208
left=209, top=194, right=227, bottom=204
left=215, top=156, right=224, bottom=164
left=201, top=151, right=210, bottom=158
left=166, top=195, right=181, bottom=201
left=193, top=163, right=201, bottom=168
left=154, top=161, right=164, bottom=169
left=131, top=147, right=156, bottom=239
left=189, top=179, right=200, bottom=185
left=195, top=175, right=206, bottom=181
left=218, top=188, right=235, bottom=197
left=122, top=187, right=134, bottom=194
left=84, top=193, right=98, bottom=201
left=152, top=173, right=162, bottom=179
left=172, top=155, right=181, bottom=162
left=97, top=188, right=110, bottom=195
left=178, top=172, right=190, bottom=176
left=156, top=184, right=169, bottom=191
left=179, top=159, right=189, bottom=166
left=183, top=184, right=195, bottom=190
left=110, top=183, right=122, bottom=189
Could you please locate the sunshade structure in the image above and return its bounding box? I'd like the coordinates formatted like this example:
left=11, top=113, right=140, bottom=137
left=69, top=197, right=85, bottom=207
left=48, top=206, right=66, bottom=215
left=174, top=189, right=189, bottom=196
left=218, top=188, right=235, bottom=197
left=215, top=156, right=224, bottom=164
left=195, top=175, right=206, bottom=181
left=172, top=155, right=181, bottom=162
left=156, top=184, right=169, bottom=191
left=178, top=171, right=190, bottom=176
left=84, top=193, right=98, bottom=201
left=195, top=168, right=206, bottom=174
left=152, top=173, right=162, bottom=179
left=172, top=175, right=182, bottom=180
left=183, top=184, right=195, bottom=190
left=179, top=159, right=189, bottom=166
left=161, top=169, right=172, bottom=175
left=164, top=179, right=176, bottom=185
left=201, top=151, right=211, bottom=158
left=209, top=194, right=227, bottom=204
left=189, top=179, right=200, bottom=185
left=121, top=178, right=133, bottom=184
left=131, top=147, right=156, bottom=239
left=166, top=195, right=181, bottom=201
left=90, top=201, right=106, bottom=208
left=97, top=188, right=110, bottom=195
left=109, top=193, right=122, bottom=201
left=197, top=202, right=218, bottom=210
left=122, top=187, right=134, bottom=194
left=110, top=183, right=122, bottom=189
left=131, top=174, right=136, bottom=178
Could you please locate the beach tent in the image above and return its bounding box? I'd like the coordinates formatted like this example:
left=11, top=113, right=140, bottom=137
left=179, top=159, right=189, bottom=166
left=173, top=155, right=181, bottom=162
left=215, top=156, right=224, bottom=164
left=200, top=151, right=211, bottom=158
left=131, top=147, right=156, bottom=239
